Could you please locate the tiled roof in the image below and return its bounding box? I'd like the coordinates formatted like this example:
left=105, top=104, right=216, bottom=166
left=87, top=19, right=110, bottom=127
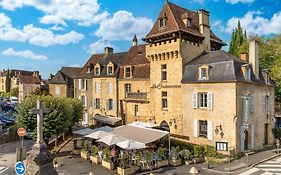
left=144, top=1, right=225, bottom=46
left=18, top=75, right=41, bottom=84
left=49, top=67, right=81, bottom=84
left=0, top=69, right=34, bottom=77
left=182, top=50, right=274, bottom=85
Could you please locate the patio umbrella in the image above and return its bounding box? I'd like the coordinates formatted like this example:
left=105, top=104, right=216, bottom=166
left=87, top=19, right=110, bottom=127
left=97, top=133, right=127, bottom=146
left=72, top=128, right=94, bottom=136
left=84, top=130, right=111, bottom=140
left=116, top=140, right=147, bottom=150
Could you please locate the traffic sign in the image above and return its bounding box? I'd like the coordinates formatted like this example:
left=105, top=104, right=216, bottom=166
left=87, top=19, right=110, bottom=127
left=17, top=128, right=26, bottom=137
left=15, top=161, right=26, bottom=175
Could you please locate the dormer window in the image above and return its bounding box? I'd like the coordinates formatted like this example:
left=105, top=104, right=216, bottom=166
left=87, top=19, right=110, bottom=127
left=107, top=66, right=113, bottom=74
left=187, top=18, right=192, bottom=27
left=94, top=64, right=100, bottom=75
left=159, top=15, right=167, bottom=28
left=124, top=66, right=132, bottom=78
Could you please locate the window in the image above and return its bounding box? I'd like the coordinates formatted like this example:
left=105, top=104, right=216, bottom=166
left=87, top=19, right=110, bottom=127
left=161, top=64, right=167, bottom=81
left=94, top=98, right=100, bottom=109
left=159, top=18, right=166, bottom=28
left=107, top=66, right=113, bottom=74
left=199, top=120, right=208, bottom=138
left=134, top=105, right=139, bottom=116
left=80, top=96, right=86, bottom=106
left=187, top=19, right=192, bottom=27
left=108, top=82, right=113, bottom=94
left=125, top=67, right=131, bottom=78
left=161, top=91, right=168, bottom=109
left=216, top=142, right=228, bottom=151
left=125, top=83, right=131, bottom=95
left=198, top=93, right=207, bottom=108
left=246, top=67, right=251, bottom=80
left=262, top=95, right=269, bottom=112
left=95, top=82, right=100, bottom=93
left=200, top=68, right=207, bottom=79
left=95, top=67, right=100, bottom=75
left=107, top=99, right=113, bottom=110
left=80, top=79, right=87, bottom=90
left=55, top=86, right=60, bottom=95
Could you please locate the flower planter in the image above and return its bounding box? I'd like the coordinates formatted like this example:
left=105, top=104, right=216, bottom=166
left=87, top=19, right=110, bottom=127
left=169, top=159, right=182, bottom=166
left=117, top=167, right=135, bottom=175
left=90, top=155, right=101, bottom=164
left=102, top=160, right=114, bottom=170
left=192, top=157, right=204, bottom=164
left=80, top=151, right=90, bottom=160
left=157, top=159, right=169, bottom=168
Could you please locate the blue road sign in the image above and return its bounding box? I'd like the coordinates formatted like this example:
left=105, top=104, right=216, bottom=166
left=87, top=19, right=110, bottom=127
left=15, top=161, right=26, bottom=175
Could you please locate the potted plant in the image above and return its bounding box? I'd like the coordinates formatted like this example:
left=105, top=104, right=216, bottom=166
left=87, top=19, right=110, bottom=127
left=180, top=149, right=192, bottom=165
left=193, top=145, right=205, bottom=164
left=169, top=146, right=182, bottom=166
left=134, top=151, right=142, bottom=166
left=117, top=152, right=134, bottom=175
left=90, top=145, right=101, bottom=164
left=156, top=148, right=168, bottom=168
left=80, top=142, right=90, bottom=160
left=101, top=147, right=114, bottom=170
left=205, top=146, right=218, bottom=168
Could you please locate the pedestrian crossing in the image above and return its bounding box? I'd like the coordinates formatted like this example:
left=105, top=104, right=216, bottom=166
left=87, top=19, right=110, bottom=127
left=239, top=157, right=281, bottom=175
left=0, top=167, right=8, bottom=174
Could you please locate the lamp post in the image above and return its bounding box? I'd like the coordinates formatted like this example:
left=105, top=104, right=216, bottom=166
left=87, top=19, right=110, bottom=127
left=89, top=159, right=93, bottom=175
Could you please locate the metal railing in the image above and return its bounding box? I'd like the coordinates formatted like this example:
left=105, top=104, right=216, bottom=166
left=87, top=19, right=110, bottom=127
left=126, top=92, right=148, bottom=100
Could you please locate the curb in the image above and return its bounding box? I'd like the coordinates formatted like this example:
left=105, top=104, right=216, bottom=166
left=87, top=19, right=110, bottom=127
left=53, top=136, right=74, bottom=153
left=250, top=153, right=281, bottom=168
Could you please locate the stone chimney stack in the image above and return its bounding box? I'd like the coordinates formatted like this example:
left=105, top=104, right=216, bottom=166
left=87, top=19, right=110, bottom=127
left=249, top=40, right=260, bottom=79
left=198, top=9, right=211, bottom=52
left=104, top=47, right=113, bottom=54
left=132, top=34, right=138, bottom=46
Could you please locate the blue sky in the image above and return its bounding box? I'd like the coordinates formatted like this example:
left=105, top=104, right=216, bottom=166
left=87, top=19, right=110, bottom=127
left=0, top=0, right=280, bottom=79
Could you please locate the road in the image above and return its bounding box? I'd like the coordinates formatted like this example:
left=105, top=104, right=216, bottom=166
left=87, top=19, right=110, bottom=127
left=238, top=156, right=281, bottom=175
left=0, top=139, right=34, bottom=175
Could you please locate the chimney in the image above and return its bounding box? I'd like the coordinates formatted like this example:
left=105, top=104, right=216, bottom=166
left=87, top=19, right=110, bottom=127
left=249, top=40, right=259, bottom=79
left=132, top=34, right=138, bottom=46
left=240, top=53, right=249, bottom=62
left=104, top=47, right=113, bottom=54
left=198, top=9, right=211, bottom=52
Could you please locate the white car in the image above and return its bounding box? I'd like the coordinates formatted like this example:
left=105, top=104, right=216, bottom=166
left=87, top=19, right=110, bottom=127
left=9, top=97, right=18, bottom=106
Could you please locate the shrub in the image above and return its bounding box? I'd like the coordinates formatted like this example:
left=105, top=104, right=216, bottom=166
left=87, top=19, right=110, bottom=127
left=180, top=149, right=192, bottom=161
left=134, top=151, right=142, bottom=166
left=272, top=128, right=281, bottom=140
left=194, top=145, right=205, bottom=157
left=103, top=147, right=111, bottom=162
left=120, top=152, right=130, bottom=169
left=157, top=148, right=166, bottom=160
left=162, top=137, right=194, bottom=153
left=82, top=141, right=88, bottom=152
left=91, top=145, right=98, bottom=156
left=146, top=151, right=153, bottom=163
left=205, top=145, right=217, bottom=158
left=171, top=146, right=181, bottom=160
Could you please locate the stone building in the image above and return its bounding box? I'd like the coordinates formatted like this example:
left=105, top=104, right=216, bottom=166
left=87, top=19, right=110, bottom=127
left=49, top=67, right=81, bottom=98
left=74, top=1, right=275, bottom=153
left=17, top=74, right=42, bottom=102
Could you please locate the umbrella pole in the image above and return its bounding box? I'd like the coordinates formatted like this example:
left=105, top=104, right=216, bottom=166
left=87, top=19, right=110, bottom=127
left=168, top=134, right=171, bottom=158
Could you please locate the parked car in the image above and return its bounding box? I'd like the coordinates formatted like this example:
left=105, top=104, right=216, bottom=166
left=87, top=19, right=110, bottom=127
left=0, top=114, right=15, bottom=125
left=9, top=97, right=18, bottom=107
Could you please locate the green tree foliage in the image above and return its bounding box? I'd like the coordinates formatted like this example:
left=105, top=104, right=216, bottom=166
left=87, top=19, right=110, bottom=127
left=5, top=69, right=11, bottom=93
left=228, top=20, right=248, bottom=57
left=31, top=87, right=50, bottom=96
left=10, top=87, right=19, bottom=97
left=272, top=128, right=281, bottom=140
left=17, top=95, right=83, bottom=143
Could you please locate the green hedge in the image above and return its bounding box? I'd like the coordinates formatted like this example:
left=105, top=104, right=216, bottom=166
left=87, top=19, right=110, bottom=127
left=163, top=137, right=195, bottom=153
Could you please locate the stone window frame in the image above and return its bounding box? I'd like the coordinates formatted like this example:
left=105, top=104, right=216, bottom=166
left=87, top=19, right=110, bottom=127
left=161, top=91, right=168, bottom=110
left=124, top=83, right=131, bottom=96
left=199, top=120, right=208, bottom=138
left=94, top=64, right=101, bottom=75
left=161, top=64, right=167, bottom=82
left=198, top=65, right=209, bottom=80
left=159, top=13, right=167, bottom=29
left=198, top=92, right=208, bottom=109
left=216, top=142, right=228, bottom=151
left=124, top=66, right=132, bottom=78
left=107, top=62, right=114, bottom=75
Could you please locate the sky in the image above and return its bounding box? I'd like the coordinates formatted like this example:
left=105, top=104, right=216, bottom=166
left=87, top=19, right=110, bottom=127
left=0, top=0, right=280, bottom=79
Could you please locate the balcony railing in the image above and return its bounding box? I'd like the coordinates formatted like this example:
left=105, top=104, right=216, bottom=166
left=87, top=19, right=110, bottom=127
left=126, top=92, right=148, bottom=100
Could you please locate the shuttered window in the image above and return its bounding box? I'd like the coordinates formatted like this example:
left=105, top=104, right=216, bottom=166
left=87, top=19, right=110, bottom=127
left=81, top=95, right=86, bottom=106
left=199, top=120, right=207, bottom=138
left=81, top=79, right=87, bottom=90
left=194, top=120, right=198, bottom=137
left=192, top=92, right=198, bottom=109
left=93, top=98, right=100, bottom=109
left=216, top=142, right=228, bottom=151
left=198, top=93, right=207, bottom=108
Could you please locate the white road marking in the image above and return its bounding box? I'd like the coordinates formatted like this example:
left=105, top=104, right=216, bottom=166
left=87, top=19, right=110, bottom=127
left=239, top=168, right=260, bottom=175
left=257, top=164, right=281, bottom=167
left=260, top=172, right=274, bottom=175
left=259, top=168, right=281, bottom=172
left=0, top=167, right=8, bottom=174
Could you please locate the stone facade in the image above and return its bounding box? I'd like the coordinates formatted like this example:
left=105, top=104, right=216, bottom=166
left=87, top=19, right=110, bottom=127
left=49, top=84, right=68, bottom=97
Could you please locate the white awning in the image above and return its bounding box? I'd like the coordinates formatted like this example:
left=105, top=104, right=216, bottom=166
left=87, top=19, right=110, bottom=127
left=72, top=128, right=94, bottom=136
left=128, top=121, right=157, bottom=128
left=116, top=140, right=147, bottom=150
left=112, top=125, right=169, bottom=144
left=93, top=115, right=122, bottom=125
left=84, top=130, right=112, bottom=140
left=97, top=133, right=127, bottom=146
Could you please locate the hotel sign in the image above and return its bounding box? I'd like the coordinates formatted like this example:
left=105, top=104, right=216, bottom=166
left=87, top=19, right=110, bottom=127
left=151, top=83, right=181, bottom=89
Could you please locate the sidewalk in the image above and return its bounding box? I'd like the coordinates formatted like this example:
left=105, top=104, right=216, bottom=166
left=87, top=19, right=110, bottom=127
left=208, top=149, right=280, bottom=174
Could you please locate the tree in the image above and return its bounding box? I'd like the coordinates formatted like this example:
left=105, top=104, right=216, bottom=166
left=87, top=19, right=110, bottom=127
left=228, top=20, right=247, bottom=57
left=10, top=87, right=19, bottom=97
left=17, top=95, right=83, bottom=144
left=5, top=69, right=11, bottom=93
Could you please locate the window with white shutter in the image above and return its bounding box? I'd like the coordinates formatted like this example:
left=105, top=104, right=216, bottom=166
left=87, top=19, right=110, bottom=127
left=207, top=121, right=213, bottom=140
left=194, top=120, right=198, bottom=137
left=95, top=82, right=100, bottom=93
left=78, top=79, right=81, bottom=89
left=192, top=92, right=198, bottom=109
left=207, top=92, right=213, bottom=110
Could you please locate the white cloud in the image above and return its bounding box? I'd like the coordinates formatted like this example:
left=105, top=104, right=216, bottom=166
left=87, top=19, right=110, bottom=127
left=225, top=0, right=255, bottom=4
left=49, top=25, right=65, bottom=31
left=1, top=48, right=47, bottom=60
left=87, top=39, right=116, bottom=54
left=0, top=13, right=84, bottom=47
left=69, top=64, right=81, bottom=67
left=225, top=11, right=281, bottom=35
left=0, top=0, right=109, bottom=27
left=95, top=10, right=153, bottom=41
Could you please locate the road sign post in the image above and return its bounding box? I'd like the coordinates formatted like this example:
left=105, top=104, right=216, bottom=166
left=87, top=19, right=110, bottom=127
left=15, top=161, right=26, bottom=175
left=17, top=128, right=26, bottom=147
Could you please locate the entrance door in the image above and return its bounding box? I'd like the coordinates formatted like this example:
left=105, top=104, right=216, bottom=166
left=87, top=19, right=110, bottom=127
left=244, top=130, right=249, bottom=150
left=264, top=124, right=269, bottom=145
